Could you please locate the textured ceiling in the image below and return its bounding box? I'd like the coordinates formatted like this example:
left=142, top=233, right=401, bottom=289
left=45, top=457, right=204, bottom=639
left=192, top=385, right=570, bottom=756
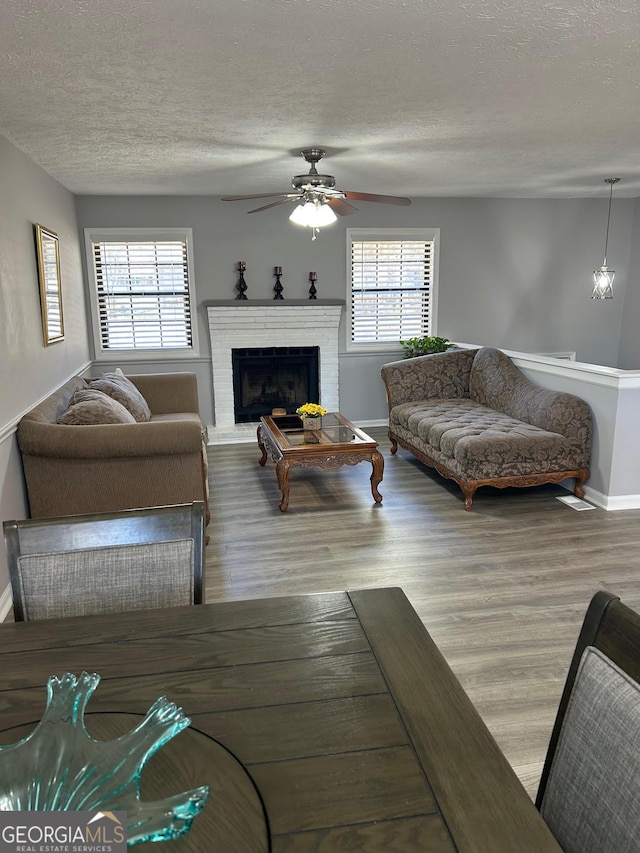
left=1, top=0, right=639, bottom=198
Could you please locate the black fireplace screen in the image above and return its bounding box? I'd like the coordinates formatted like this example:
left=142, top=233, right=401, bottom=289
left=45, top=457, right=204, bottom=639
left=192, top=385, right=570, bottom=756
left=232, top=346, right=320, bottom=423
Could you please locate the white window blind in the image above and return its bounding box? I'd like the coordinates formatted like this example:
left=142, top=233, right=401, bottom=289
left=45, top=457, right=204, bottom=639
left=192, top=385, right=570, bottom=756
left=91, top=238, right=193, bottom=351
left=350, top=238, right=433, bottom=344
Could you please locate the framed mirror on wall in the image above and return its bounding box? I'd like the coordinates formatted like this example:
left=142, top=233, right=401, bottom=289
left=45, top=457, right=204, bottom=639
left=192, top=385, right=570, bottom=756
left=34, top=223, right=64, bottom=345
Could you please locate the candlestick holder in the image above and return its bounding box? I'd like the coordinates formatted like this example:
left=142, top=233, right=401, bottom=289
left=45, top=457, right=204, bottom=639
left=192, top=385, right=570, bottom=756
left=308, top=271, right=317, bottom=300
left=235, top=262, right=248, bottom=300
left=273, top=267, right=284, bottom=300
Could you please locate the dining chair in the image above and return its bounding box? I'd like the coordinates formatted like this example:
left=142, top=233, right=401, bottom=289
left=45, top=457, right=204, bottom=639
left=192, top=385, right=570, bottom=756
left=536, top=590, right=640, bottom=853
left=3, top=501, right=205, bottom=621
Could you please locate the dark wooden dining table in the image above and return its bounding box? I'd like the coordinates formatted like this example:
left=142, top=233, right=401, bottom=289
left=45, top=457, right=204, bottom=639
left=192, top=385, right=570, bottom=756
left=0, top=587, right=562, bottom=851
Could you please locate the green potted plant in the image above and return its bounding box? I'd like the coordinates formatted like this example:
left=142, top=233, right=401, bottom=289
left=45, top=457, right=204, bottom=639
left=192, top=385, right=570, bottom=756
left=400, top=336, right=453, bottom=359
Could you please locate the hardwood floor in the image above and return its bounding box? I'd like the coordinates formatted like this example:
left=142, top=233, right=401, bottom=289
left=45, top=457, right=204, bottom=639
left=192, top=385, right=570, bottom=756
left=205, top=427, right=640, bottom=798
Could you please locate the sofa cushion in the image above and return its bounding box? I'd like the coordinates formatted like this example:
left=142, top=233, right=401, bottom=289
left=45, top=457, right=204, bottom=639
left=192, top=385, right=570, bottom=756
left=90, top=373, right=152, bottom=422
left=391, top=398, right=576, bottom=479
left=57, top=390, right=136, bottom=425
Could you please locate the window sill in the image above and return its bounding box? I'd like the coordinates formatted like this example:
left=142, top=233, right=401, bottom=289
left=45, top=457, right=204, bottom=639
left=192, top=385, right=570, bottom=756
left=93, top=350, right=201, bottom=362
left=342, top=345, right=405, bottom=358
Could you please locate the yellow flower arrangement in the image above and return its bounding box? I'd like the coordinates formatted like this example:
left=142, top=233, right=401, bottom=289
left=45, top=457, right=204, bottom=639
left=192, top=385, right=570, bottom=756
left=296, top=403, right=327, bottom=418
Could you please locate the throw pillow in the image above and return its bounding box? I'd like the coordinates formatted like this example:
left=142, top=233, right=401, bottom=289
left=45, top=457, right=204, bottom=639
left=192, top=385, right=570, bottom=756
left=89, top=372, right=151, bottom=422
left=57, top=390, right=136, bottom=425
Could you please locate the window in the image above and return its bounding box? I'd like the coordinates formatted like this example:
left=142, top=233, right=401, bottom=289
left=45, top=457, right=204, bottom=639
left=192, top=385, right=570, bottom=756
left=85, top=228, right=198, bottom=358
left=347, top=229, right=438, bottom=349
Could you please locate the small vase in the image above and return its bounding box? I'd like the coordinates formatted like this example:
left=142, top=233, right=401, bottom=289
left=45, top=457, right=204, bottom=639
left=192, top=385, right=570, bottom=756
left=301, top=415, right=322, bottom=430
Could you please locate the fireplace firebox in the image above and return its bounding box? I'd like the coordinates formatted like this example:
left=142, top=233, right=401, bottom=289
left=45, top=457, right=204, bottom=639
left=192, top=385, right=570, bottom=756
left=232, top=346, right=320, bottom=423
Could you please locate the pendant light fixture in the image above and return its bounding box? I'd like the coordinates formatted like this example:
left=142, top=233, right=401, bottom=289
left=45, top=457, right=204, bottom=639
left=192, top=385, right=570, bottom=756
left=592, top=177, right=620, bottom=300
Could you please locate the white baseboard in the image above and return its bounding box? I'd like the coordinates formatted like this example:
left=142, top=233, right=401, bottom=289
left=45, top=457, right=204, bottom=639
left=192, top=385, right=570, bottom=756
left=583, top=485, right=640, bottom=511
left=357, top=419, right=389, bottom=429
left=206, top=423, right=258, bottom=445
left=0, top=584, right=13, bottom=622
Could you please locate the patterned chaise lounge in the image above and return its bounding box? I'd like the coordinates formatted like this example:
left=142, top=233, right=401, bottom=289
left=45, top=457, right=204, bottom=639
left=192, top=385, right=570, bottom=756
left=381, top=346, right=591, bottom=509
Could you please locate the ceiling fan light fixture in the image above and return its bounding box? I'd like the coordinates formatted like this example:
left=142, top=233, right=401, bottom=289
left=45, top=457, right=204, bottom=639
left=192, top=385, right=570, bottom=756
left=221, top=148, right=411, bottom=235
left=289, top=199, right=337, bottom=228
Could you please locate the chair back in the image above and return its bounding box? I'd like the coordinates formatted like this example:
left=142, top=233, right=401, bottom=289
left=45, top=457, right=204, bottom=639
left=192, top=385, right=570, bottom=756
left=537, top=591, right=640, bottom=853
left=4, top=502, right=205, bottom=621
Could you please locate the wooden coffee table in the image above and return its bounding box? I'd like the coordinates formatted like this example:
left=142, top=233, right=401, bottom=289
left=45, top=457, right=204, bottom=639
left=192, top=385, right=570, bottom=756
left=258, top=412, right=384, bottom=511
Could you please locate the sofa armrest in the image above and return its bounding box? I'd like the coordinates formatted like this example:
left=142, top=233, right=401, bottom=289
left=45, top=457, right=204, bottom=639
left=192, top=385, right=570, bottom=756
left=381, top=349, right=477, bottom=409
left=128, top=373, right=200, bottom=415
left=508, top=385, right=592, bottom=462
left=468, top=348, right=592, bottom=463
left=17, top=419, right=204, bottom=460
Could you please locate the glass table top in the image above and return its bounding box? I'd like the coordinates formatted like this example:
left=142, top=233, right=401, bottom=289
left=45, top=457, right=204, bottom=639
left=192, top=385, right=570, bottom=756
left=265, top=413, right=375, bottom=448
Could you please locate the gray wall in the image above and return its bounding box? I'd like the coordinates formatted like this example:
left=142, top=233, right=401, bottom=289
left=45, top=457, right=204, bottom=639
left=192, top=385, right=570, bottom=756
left=75, top=193, right=637, bottom=425
left=618, top=200, right=640, bottom=368
left=0, top=134, right=90, bottom=598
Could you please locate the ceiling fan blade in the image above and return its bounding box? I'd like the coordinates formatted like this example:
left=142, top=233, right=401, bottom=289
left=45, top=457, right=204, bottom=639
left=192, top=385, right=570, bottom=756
left=221, top=192, right=297, bottom=201
left=327, top=197, right=359, bottom=216
left=341, top=191, right=411, bottom=206
left=247, top=197, right=301, bottom=213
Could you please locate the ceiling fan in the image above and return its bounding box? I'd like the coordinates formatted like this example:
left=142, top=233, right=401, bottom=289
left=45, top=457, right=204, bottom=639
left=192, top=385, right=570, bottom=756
left=221, top=148, right=412, bottom=222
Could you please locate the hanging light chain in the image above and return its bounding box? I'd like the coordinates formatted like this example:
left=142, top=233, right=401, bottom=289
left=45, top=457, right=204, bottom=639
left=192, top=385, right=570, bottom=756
left=602, top=177, right=620, bottom=266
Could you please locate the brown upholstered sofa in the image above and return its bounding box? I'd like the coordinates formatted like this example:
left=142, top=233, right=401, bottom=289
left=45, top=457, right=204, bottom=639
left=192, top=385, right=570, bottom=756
left=17, top=373, right=210, bottom=522
left=381, top=346, right=591, bottom=509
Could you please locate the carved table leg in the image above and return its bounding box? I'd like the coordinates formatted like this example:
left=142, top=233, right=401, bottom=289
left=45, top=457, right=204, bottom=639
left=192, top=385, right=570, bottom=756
left=257, top=425, right=267, bottom=466
left=370, top=450, right=384, bottom=503
left=276, top=458, right=291, bottom=512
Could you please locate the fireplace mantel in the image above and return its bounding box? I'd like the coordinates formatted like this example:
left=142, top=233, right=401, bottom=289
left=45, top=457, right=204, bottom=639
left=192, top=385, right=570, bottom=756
left=204, top=299, right=345, bottom=307
left=207, top=302, right=344, bottom=442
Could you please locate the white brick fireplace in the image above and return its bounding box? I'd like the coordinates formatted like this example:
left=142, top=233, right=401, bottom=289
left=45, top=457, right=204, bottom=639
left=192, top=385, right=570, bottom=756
left=207, top=301, right=344, bottom=443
